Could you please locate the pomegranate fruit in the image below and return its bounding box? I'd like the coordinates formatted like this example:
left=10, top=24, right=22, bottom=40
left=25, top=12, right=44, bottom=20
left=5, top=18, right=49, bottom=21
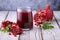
left=1, top=20, right=23, bottom=36
left=34, top=4, right=53, bottom=26
left=10, top=23, right=23, bottom=36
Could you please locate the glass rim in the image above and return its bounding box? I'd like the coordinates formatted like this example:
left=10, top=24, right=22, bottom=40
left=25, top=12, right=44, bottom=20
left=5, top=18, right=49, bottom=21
left=17, top=7, right=32, bottom=12
left=17, top=6, right=31, bottom=9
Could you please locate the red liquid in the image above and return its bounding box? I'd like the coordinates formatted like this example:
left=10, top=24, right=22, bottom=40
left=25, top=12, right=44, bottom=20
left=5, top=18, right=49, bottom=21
left=17, top=11, right=33, bottom=29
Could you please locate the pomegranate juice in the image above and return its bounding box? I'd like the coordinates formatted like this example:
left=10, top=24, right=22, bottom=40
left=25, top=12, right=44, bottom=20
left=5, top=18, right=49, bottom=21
left=17, top=10, right=33, bottom=29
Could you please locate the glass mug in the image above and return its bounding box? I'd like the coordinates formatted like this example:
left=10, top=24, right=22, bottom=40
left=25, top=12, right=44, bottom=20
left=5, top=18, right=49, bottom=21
left=17, top=7, right=33, bottom=30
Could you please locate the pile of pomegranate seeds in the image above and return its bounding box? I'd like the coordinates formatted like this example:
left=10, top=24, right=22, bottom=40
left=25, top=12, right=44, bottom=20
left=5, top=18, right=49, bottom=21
left=1, top=20, right=23, bottom=37
left=34, top=4, right=53, bottom=26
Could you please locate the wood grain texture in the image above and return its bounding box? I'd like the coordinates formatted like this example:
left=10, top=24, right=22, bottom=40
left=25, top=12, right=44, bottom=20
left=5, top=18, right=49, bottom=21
left=20, top=31, right=30, bottom=40
left=53, top=11, right=60, bottom=40
left=0, top=11, right=8, bottom=21
left=0, top=11, right=8, bottom=27
left=6, top=11, right=17, bottom=23
left=54, top=11, right=60, bottom=27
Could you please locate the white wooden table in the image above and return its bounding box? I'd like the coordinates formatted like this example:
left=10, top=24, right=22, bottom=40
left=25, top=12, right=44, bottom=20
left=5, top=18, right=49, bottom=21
left=0, top=11, right=60, bottom=40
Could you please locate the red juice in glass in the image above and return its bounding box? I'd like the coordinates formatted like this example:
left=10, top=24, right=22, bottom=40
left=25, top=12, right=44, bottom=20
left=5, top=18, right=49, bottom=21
left=17, top=7, right=33, bottom=30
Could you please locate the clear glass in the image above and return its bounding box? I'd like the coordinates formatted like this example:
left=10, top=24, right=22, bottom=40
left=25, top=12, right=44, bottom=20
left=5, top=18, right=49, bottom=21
left=17, top=7, right=33, bottom=30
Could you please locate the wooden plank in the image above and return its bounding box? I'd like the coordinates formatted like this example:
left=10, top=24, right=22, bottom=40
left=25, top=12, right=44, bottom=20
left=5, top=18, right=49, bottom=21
left=54, top=11, right=60, bottom=27
left=0, top=32, right=19, bottom=40
left=0, top=11, right=8, bottom=27
left=31, top=27, right=42, bottom=40
left=6, top=11, right=17, bottom=23
left=49, top=28, right=60, bottom=40
left=30, top=29, right=37, bottom=40
left=42, top=29, right=54, bottom=40
left=53, top=11, right=60, bottom=40
left=36, top=28, right=42, bottom=40
left=0, top=11, right=8, bottom=21
left=20, top=31, right=30, bottom=40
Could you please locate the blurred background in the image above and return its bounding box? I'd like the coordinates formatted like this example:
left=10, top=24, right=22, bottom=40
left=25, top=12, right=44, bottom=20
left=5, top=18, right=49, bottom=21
left=0, top=0, right=60, bottom=11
